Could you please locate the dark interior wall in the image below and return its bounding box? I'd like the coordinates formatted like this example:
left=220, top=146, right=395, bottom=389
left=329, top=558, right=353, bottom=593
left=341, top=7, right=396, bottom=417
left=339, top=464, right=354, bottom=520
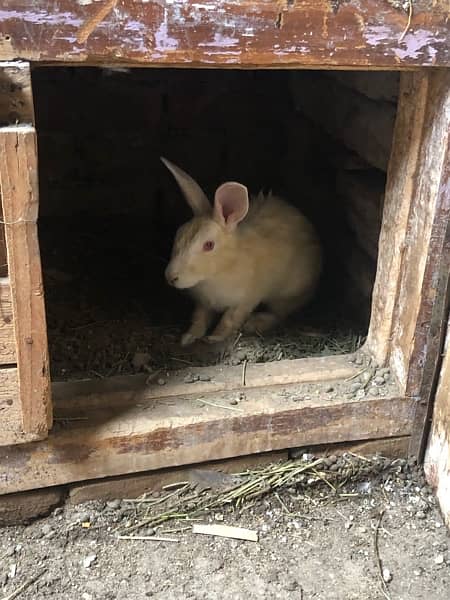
left=31, top=67, right=398, bottom=327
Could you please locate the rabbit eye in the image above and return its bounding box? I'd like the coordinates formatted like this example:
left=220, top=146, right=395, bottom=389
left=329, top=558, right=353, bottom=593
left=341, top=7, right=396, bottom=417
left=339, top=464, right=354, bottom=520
left=203, top=240, right=215, bottom=252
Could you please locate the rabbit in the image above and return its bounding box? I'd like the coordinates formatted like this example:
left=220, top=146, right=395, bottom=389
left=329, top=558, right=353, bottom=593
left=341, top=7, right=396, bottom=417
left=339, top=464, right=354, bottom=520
left=162, top=157, right=323, bottom=346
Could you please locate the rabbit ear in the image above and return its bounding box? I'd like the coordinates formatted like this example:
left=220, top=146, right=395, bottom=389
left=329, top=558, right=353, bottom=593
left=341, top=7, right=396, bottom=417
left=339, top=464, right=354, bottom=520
left=161, top=157, right=210, bottom=216
left=213, top=182, right=249, bottom=230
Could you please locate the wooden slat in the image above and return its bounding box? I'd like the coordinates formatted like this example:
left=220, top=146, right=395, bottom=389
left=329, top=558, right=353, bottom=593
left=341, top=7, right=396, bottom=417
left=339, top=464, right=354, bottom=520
left=0, top=367, right=42, bottom=446
left=67, top=436, right=410, bottom=505
left=0, top=278, right=16, bottom=364
left=424, top=320, right=450, bottom=530
left=0, top=61, right=34, bottom=125
left=0, top=370, right=414, bottom=494
left=366, top=72, right=435, bottom=371
left=0, top=1, right=448, bottom=68
left=0, top=125, right=52, bottom=436
left=390, top=71, right=450, bottom=389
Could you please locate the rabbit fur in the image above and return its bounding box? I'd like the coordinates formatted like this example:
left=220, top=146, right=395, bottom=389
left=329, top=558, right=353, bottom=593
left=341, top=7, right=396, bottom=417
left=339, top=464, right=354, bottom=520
left=162, top=157, right=322, bottom=345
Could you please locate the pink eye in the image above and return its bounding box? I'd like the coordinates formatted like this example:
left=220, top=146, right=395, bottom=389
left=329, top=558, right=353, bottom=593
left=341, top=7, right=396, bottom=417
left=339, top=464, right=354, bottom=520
left=203, top=240, right=215, bottom=252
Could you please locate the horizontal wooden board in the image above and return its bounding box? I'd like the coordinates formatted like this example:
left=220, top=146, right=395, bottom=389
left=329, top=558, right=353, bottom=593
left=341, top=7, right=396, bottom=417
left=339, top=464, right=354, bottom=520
left=0, top=365, right=414, bottom=493
left=0, top=367, right=42, bottom=447
left=0, top=278, right=15, bottom=364
left=0, top=1, right=448, bottom=67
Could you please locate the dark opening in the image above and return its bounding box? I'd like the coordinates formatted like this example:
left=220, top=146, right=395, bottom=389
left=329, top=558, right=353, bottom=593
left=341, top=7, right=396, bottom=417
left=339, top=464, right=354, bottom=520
left=32, top=68, right=398, bottom=381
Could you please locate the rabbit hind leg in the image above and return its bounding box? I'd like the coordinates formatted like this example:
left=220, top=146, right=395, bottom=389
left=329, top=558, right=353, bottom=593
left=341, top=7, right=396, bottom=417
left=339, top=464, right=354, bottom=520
left=243, top=296, right=301, bottom=335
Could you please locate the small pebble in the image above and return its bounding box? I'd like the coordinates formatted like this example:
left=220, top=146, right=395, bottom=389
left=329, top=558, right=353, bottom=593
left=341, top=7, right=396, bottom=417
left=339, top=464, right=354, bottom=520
left=14, top=544, right=22, bottom=553
left=83, top=554, right=97, bottom=569
left=354, top=356, right=364, bottom=366
left=41, top=524, right=53, bottom=536
left=157, top=378, right=166, bottom=386
left=53, top=506, right=64, bottom=517
left=350, top=382, right=362, bottom=392
left=5, top=547, right=15, bottom=558
left=325, top=385, right=334, bottom=393
left=434, top=554, right=445, bottom=565
left=106, top=499, right=121, bottom=510
left=282, top=577, right=298, bottom=591
left=382, top=567, right=392, bottom=583
left=229, top=399, right=238, bottom=406
left=82, top=594, right=93, bottom=600
left=76, top=512, right=91, bottom=524
left=369, top=387, right=379, bottom=396
left=416, top=510, right=427, bottom=520
left=183, top=374, right=198, bottom=384
left=373, top=376, right=385, bottom=386
left=199, top=374, right=211, bottom=382
left=144, top=528, right=155, bottom=536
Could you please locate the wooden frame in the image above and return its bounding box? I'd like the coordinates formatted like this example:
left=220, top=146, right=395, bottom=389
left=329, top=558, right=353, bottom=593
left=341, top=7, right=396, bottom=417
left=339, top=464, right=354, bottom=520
left=0, top=2, right=449, bottom=498
left=0, top=62, right=52, bottom=446
left=1, top=67, right=448, bottom=493
left=0, top=1, right=449, bottom=68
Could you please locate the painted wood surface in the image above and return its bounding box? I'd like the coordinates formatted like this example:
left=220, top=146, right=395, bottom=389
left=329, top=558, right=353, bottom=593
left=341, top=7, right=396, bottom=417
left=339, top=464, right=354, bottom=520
left=0, top=1, right=448, bottom=67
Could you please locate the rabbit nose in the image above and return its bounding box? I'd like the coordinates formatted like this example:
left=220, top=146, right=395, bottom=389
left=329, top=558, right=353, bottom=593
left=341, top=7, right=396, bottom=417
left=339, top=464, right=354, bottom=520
left=165, top=267, right=179, bottom=286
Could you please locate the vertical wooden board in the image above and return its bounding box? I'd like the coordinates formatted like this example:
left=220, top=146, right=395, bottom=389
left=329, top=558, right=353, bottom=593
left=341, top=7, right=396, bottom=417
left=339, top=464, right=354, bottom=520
left=0, top=126, right=51, bottom=436
left=0, top=278, right=16, bottom=364
left=0, top=206, right=7, bottom=277
left=391, top=72, right=450, bottom=398
left=425, top=320, right=450, bottom=530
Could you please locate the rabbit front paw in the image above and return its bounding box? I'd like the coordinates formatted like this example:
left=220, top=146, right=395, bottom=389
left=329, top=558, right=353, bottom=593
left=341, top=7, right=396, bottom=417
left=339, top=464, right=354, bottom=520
left=180, top=332, right=200, bottom=346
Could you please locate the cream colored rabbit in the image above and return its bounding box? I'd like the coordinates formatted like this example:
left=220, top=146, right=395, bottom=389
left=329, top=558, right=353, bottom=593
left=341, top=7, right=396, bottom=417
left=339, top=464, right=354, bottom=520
left=162, top=157, right=322, bottom=345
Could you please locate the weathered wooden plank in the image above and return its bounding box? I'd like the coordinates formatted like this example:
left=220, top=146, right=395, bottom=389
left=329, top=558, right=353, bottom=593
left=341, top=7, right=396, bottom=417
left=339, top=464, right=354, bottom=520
left=53, top=353, right=360, bottom=410
left=366, top=71, right=447, bottom=375
left=390, top=71, right=450, bottom=399
left=0, top=125, right=52, bottom=436
left=67, top=436, right=410, bottom=505
left=0, top=61, right=34, bottom=125
left=0, top=1, right=448, bottom=67
left=0, top=367, right=42, bottom=446
left=0, top=371, right=414, bottom=494
left=424, top=320, right=450, bottom=530
left=0, top=278, right=16, bottom=364
left=0, top=486, right=65, bottom=526
left=291, top=72, right=396, bottom=170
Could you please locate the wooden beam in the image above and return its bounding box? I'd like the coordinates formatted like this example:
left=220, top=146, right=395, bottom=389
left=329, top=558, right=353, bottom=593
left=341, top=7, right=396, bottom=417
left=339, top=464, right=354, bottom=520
left=366, top=72, right=439, bottom=372
left=0, top=367, right=414, bottom=494
left=0, top=126, right=51, bottom=436
left=424, top=318, right=450, bottom=530
left=0, top=1, right=448, bottom=68
left=0, top=278, right=16, bottom=364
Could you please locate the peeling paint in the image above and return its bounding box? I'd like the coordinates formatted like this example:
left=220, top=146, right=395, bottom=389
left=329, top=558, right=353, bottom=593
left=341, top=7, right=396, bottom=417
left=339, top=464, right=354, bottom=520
left=198, top=33, right=239, bottom=47
left=394, top=30, right=445, bottom=60
left=154, top=10, right=179, bottom=51
left=365, top=25, right=394, bottom=46
left=0, top=10, right=82, bottom=27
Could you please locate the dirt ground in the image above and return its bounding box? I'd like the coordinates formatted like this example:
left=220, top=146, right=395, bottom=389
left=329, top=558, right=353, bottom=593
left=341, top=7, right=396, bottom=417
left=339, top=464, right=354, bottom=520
left=1, top=456, right=449, bottom=600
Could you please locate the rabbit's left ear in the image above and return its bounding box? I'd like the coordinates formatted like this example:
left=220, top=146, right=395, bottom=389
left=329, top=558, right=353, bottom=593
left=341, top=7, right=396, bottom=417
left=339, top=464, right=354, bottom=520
left=213, top=182, right=249, bottom=230
left=161, top=157, right=211, bottom=216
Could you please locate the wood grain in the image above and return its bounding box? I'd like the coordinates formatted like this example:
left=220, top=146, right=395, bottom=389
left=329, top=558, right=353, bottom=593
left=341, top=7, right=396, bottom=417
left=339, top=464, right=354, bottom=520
left=0, top=367, right=42, bottom=446
left=0, top=126, right=52, bottom=436
left=0, top=1, right=448, bottom=67
left=0, top=278, right=16, bottom=364
left=424, top=319, right=450, bottom=530
left=0, top=374, right=415, bottom=494
left=367, top=72, right=430, bottom=370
